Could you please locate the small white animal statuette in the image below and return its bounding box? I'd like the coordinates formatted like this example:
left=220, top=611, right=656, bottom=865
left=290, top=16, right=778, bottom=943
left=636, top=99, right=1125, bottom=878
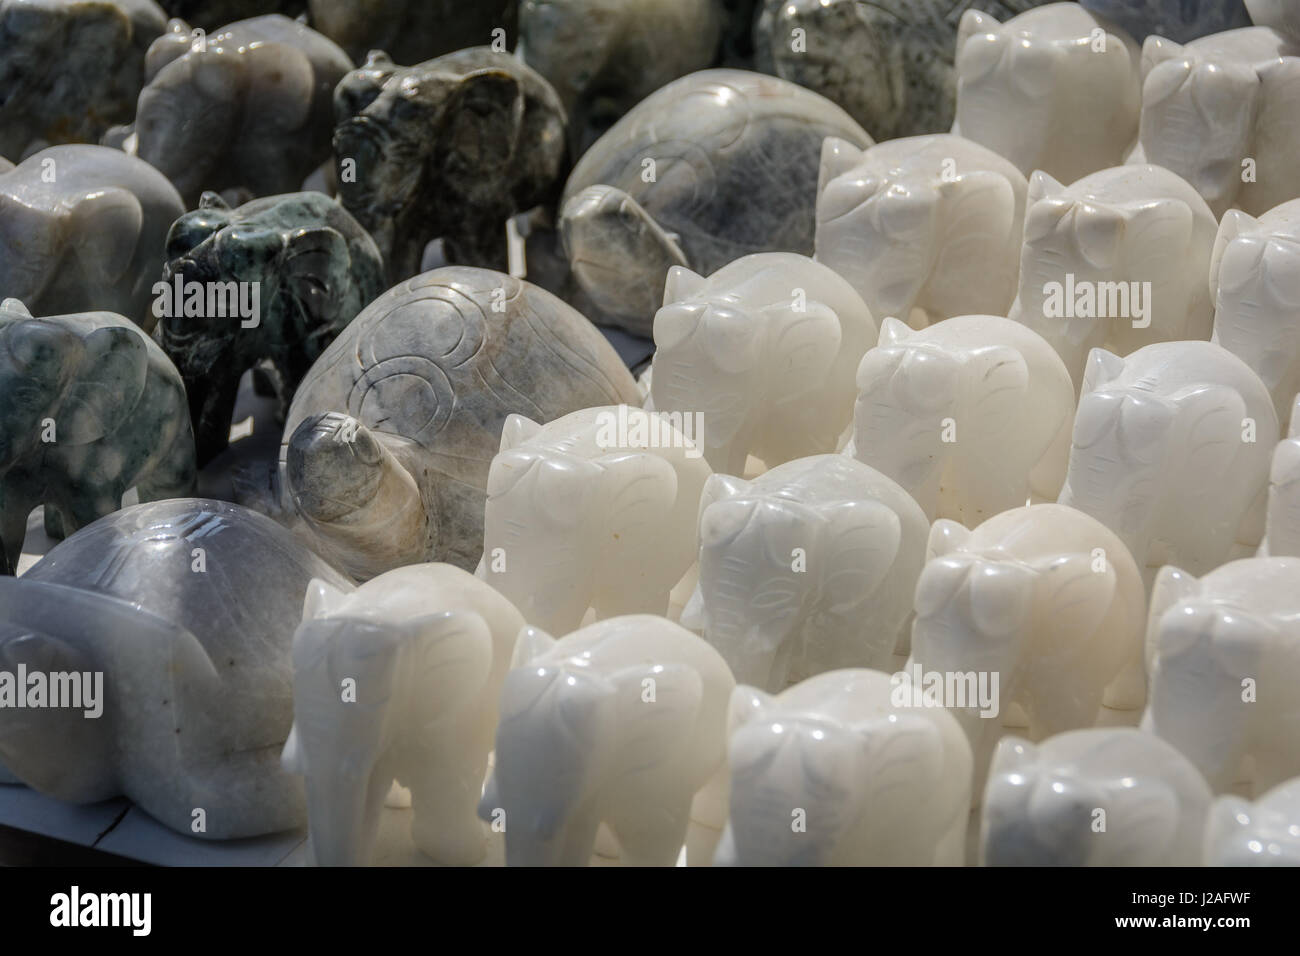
left=681, top=454, right=929, bottom=691
left=981, top=729, right=1213, bottom=866
left=1142, top=558, right=1300, bottom=795
left=480, top=616, right=735, bottom=866
left=849, top=314, right=1075, bottom=525
left=1059, top=342, right=1278, bottom=587
left=282, top=564, right=526, bottom=866
left=1204, top=775, right=1300, bottom=865
left=716, top=670, right=972, bottom=866
left=1134, top=26, right=1300, bottom=216
left=910, top=504, right=1147, bottom=799
left=954, top=4, right=1141, bottom=183
left=814, top=134, right=1027, bottom=329
left=1009, top=165, right=1218, bottom=388
left=479, top=406, right=711, bottom=635
left=1262, top=395, right=1300, bottom=557
left=1210, top=199, right=1300, bottom=430
left=649, top=252, right=876, bottom=475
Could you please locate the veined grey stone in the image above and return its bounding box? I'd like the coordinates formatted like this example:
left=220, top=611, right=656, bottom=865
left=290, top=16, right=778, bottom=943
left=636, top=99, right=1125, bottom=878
left=0, top=498, right=352, bottom=838
left=519, top=0, right=723, bottom=156
left=133, top=14, right=352, bottom=207
left=0, top=145, right=185, bottom=331
left=753, top=0, right=1057, bottom=140
left=0, top=0, right=167, bottom=159
left=1081, top=0, right=1251, bottom=43
left=157, top=190, right=386, bottom=468
left=0, top=299, right=195, bottom=576
left=279, top=266, right=641, bottom=581
left=333, top=48, right=567, bottom=284
left=309, top=0, right=518, bottom=68
left=558, top=68, right=872, bottom=336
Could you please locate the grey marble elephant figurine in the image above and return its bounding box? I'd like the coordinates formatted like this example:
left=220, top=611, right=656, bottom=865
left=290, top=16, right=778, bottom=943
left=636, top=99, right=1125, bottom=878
left=129, top=15, right=353, bottom=207
left=156, top=191, right=386, bottom=467
left=519, top=0, right=723, bottom=156
left=308, top=0, right=519, bottom=68
left=0, top=300, right=195, bottom=576
left=0, top=145, right=185, bottom=330
left=333, top=48, right=567, bottom=283
left=0, top=0, right=167, bottom=159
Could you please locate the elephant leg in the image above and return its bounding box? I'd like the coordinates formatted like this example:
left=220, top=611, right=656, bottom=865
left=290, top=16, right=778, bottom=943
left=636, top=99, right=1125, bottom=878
left=190, top=372, right=242, bottom=468
left=607, top=788, right=694, bottom=867
left=933, top=809, right=969, bottom=866
left=403, top=738, right=489, bottom=867
left=443, top=221, right=510, bottom=273
left=1029, top=412, right=1073, bottom=502
left=62, top=488, right=127, bottom=537
left=556, top=803, right=604, bottom=867
left=1101, top=641, right=1146, bottom=711
left=136, top=421, right=199, bottom=503
left=0, top=487, right=31, bottom=576
left=43, top=505, right=68, bottom=541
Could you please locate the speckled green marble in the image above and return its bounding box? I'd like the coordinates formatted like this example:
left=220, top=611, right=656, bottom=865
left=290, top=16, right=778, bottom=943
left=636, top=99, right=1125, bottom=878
left=157, top=190, right=386, bottom=468
left=0, top=299, right=195, bottom=575
left=0, top=0, right=166, bottom=159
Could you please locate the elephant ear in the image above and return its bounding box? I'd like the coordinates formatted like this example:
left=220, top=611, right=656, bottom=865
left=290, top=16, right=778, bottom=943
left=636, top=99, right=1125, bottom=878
left=851, top=712, right=945, bottom=800
left=963, top=345, right=1030, bottom=441
left=302, top=578, right=352, bottom=620
left=595, top=451, right=679, bottom=578
left=1140, top=35, right=1189, bottom=84
left=928, top=171, right=1018, bottom=303
left=610, top=661, right=704, bottom=776
left=441, top=68, right=525, bottom=187
left=1026, top=552, right=1117, bottom=648
left=402, top=610, right=495, bottom=715
left=244, top=43, right=315, bottom=132
left=57, top=324, right=149, bottom=445
left=67, top=188, right=143, bottom=287
left=818, top=499, right=902, bottom=613
left=1179, top=384, right=1260, bottom=483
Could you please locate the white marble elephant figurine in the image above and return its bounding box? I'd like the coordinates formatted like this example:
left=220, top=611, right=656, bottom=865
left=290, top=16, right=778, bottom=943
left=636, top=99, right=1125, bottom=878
left=1134, top=27, right=1300, bottom=217
left=479, top=615, right=734, bottom=866
left=1059, top=342, right=1278, bottom=587
left=649, top=252, right=876, bottom=475
left=1008, top=165, right=1218, bottom=389
left=813, top=134, right=1027, bottom=329
left=1209, top=200, right=1300, bottom=431
left=910, top=504, right=1147, bottom=799
left=847, top=315, right=1075, bottom=525
left=716, top=670, right=971, bottom=866
left=478, top=406, right=711, bottom=635
left=981, top=729, right=1213, bottom=866
left=1204, top=776, right=1300, bottom=865
left=281, top=564, right=526, bottom=866
left=1141, top=558, right=1300, bottom=795
left=954, top=5, right=1142, bottom=184
left=680, top=454, right=929, bottom=691
left=1261, top=395, right=1300, bottom=557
